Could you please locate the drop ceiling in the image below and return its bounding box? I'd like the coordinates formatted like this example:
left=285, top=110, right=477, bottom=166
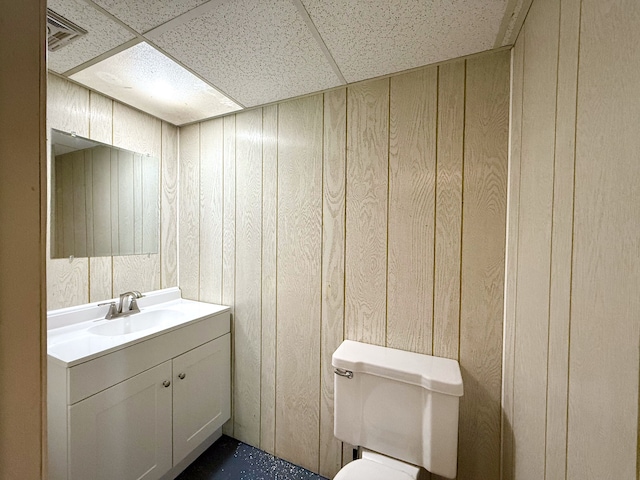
left=48, top=0, right=530, bottom=126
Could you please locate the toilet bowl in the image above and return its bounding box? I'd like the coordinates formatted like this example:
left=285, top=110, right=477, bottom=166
left=334, top=450, right=420, bottom=480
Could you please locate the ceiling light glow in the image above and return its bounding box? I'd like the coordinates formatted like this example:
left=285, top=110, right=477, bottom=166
left=70, top=42, right=241, bottom=125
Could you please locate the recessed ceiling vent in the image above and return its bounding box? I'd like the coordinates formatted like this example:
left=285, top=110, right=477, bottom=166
left=47, top=9, right=87, bottom=52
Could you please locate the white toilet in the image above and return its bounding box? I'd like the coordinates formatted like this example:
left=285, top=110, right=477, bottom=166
left=332, top=340, right=463, bottom=480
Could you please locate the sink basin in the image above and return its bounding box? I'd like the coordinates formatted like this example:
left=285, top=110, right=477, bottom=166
left=88, top=310, right=181, bottom=336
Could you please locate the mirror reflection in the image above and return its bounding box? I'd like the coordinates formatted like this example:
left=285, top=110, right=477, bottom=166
left=50, top=129, right=160, bottom=259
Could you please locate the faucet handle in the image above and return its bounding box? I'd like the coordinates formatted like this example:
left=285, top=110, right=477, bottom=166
left=98, top=301, right=118, bottom=320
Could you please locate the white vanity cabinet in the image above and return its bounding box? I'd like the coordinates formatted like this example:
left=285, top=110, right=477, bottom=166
left=48, top=308, right=230, bottom=480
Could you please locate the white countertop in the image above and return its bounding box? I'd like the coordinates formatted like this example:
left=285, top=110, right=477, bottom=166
left=47, top=288, right=230, bottom=367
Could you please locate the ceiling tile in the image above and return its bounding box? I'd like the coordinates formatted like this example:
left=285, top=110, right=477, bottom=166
left=47, top=0, right=135, bottom=74
left=150, top=0, right=342, bottom=107
left=70, top=42, right=241, bottom=125
left=92, top=0, right=209, bottom=34
left=301, top=0, right=508, bottom=83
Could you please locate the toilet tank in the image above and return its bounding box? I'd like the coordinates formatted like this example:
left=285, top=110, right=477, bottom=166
left=333, top=340, right=463, bottom=479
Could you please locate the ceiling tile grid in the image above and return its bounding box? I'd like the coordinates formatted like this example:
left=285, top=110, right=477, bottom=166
left=301, top=0, right=508, bottom=83
left=91, top=0, right=209, bottom=34
left=150, top=0, right=343, bottom=107
left=47, top=0, right=135, bottom=74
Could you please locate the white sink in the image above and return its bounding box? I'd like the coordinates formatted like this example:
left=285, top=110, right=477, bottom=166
left=89, top=310, right=180, bottom=336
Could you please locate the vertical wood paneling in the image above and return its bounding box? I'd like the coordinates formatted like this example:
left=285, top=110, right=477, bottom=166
left=433, top=60, right=465, bottom=362
left=179, top=52, right=509, bottom=478
left=89, top=257, right=112, bottom=302
left=387, top=67, right=437, bottom=355
left=47, top=74, right=90, bottom=310
left=275, top=95, right=323, bottom=472
left=545, top=0, right=580, bottom=477
left=179, top=124, right=201, bottom=300
left=568, top=0, right=640, bottom=477
left=319, top=88, right=346, bottom=479
left=161, top=122, right=178, bottom=288
left=513, top=0, right=560, bottom=477
left=234, top=109, right=263, bottom=446
left=117, top=151, right=135, bottom=255
left=502, top=36, right=525, bottom=480
left=132, top=154, right=143, bottom=254
left=112, top=102, right=162, bottom=295
left=345, top=78, right=389, bottom=347
left=141, top=156, right=159, bottom=255
left=260, top=104, right=278, bottom=454
left=71, top=152, right=87, bottom=257
left=199, top=118, right=224, bottom=303
left=88, top=92, right=112, bottom=144
left=112, top=254, right=160, bottom=293
left=48, top=74, right=89, bottom=137
left=221, top=115, right=237, bottom=437
left=48, top=75, right=175, bottom=310
left=87, top=89, right=114, bottom=302
left=459, top=50, right=509, bottom=480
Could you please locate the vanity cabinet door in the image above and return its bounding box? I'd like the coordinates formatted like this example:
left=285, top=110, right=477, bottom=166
left=172, top=333, right=231, bottom=466
left=68, top=361, right=173, bottom=480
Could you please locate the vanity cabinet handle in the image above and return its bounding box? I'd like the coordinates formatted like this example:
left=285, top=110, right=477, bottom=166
left=178, top=372, right=186, bottom=380
left=162, top=380, right=171, bottom=388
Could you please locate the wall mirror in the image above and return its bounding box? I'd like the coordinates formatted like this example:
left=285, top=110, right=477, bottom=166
left=50, top=129, right=160, bottom=259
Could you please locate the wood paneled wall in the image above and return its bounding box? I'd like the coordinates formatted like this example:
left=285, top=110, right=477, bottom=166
left=47, top=74, right=178, bottom=310
left=178, top=49, right=509, bottom=479
left=503, top=0, right=640, bottom=478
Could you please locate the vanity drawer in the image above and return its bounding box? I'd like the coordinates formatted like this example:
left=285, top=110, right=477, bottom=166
left=67, top=311, right=229, bottom=404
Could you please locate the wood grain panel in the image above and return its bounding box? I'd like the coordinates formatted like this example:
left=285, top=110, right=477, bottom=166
left=568, top=0, right=640, bottom=477
left=234, top=108, right=263, bottom=446
left=261, top=104, right=278, bottom=454
left=47, top=74, right=90, bottom=310
left=221, top=114, right=236, bottom=437
left=275, top=95, right=323, bottom=472
left=48, top=74, right=89, bottom=137
left=112, top=103, right=162, bottom=159
left=112, top=254, right=160, bottom=294
left=117, top=151, right=135, bottom=255
left=47, top=257, right=89, bottom=310
left=132, top=154, right=143, bottom=253
left=161, top=122, right=178, bottom=288
left=501, top=36, right=524, bottom=480
left=458, top=50, right=509, bottom=480
left=199, top=118, right=224, bottom=303
left=89, top=92, right=112, bottom=144
left=319, top=88, right=346, bottom=479
left=141, top=155, right=159, bottom=255
left=59, top=154, right=75, bottom=257
left=513, top=1, right=560, bottom=477
left=72, top=152, right=87, bottom=257
left=345, top=78, right=389, bottom=347
left=433, top=60, right=465, bottom=362
left=387, top=67, right=437, bottom=355
left=178, top=124, right=200, bottom=300
left=545, top=0, right=580, bottom=476
left=89, top=257, right=112, bottom=302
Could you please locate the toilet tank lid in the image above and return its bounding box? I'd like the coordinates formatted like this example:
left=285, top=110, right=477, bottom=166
left=332, top=340, right=463, bottom=396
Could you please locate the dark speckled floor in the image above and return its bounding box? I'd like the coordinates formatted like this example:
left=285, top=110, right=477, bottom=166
left=176, top=435, right=329, bottom=480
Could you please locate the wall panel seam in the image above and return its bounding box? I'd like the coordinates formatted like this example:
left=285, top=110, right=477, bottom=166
left=564, top=0, right=583, bottom=476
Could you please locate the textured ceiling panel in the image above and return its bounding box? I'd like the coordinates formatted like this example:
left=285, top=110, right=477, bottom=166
left=150, top=0, right=342, bottom=107
left=70, top=42, right=241, bottom=125
left=92, top=0, right=209, bottom=34
left=301, top=0, right=508, bottom=83
left=47, top=0, right=135, bottom=74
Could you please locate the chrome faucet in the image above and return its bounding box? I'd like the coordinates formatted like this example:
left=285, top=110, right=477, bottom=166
left=98, top=290, right=144, bottom=319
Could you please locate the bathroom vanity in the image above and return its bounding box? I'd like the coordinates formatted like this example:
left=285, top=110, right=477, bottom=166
left=47, top=288, right=230, bottom=480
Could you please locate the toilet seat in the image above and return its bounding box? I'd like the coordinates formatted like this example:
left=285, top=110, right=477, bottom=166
left=334, top=459, right=416, bottom=480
